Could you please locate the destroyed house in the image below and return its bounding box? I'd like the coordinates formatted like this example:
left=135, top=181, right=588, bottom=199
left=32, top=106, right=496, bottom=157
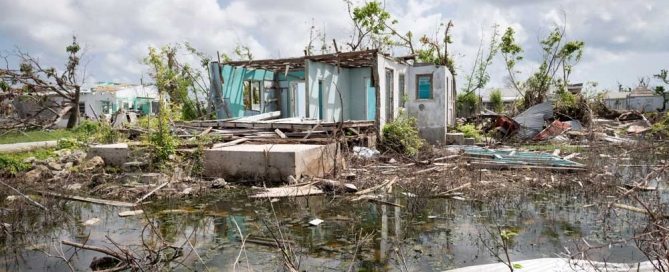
left=208, top=50, right=456, bottom=143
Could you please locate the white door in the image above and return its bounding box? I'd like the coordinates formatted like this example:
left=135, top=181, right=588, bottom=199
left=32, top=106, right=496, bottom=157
left=290, top=81, right=307, bottom=118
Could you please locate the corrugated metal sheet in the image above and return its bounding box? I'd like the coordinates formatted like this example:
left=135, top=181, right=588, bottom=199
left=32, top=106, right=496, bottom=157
left=463, top=146, right=585, bottom=169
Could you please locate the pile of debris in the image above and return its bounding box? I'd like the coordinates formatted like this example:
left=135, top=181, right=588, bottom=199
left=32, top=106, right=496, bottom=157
left=482, top=101, right=654, bottom=144
left=173, top=111, right=376, bottom=146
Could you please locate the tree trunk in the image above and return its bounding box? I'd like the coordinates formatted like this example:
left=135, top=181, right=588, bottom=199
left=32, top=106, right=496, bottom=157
left=66, top=89, right=80, bottom=128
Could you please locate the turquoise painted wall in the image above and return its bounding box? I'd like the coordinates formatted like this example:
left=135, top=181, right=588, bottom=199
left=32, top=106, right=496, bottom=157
left=219, top=65, right=275, bottom=118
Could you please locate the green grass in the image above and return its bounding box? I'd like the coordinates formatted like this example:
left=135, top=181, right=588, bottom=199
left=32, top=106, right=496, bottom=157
left=0, top=130, right=78, bottom=145
left=0, top=149, right=55, bottom=174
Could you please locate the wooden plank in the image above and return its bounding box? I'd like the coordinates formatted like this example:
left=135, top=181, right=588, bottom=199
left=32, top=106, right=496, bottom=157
left=118, top=210, right=144, bottom=217
left=135, top=182, right=169, bottom=204
left=198, top=127, right=213, bottom=137
left=234, top=111, right=281, bottom=122
left=41, top=192, right=135, bottom=207
left=249, top=185, right=324, bottom=198
left=211, top=138, right=248, bottom=149
left=304, top=123, right=322, bottom=139
left=274, top=129, right=287, bottom=139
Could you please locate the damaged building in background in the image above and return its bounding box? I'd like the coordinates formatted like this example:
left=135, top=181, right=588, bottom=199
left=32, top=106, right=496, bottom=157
left=208, top=50, right=456, bottom=143
left=8, top=82, right=159, bottom=128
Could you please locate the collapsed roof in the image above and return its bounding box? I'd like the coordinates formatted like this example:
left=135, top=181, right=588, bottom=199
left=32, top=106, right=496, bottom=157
left=222, top=49, right=379, bottom=71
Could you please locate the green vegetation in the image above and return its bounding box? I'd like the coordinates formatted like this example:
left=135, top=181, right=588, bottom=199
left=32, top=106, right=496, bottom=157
left=490, top=89, right=504, bottom=113
left=0, top=149, right=54, bottom=175
left=554, top=90, right=592, bottom=124
left=149, top=95, right=178, bottom=163
left=500, top=25, right=585, bottom=111
left=651, top=112, right=669, bottom=137
left=654, top=69, right=669, bottom=111
left=0, top=129, right=78, bottom=145
left=456, top=92, right=479, bottom=117
left=56, top=138, right=83, bottom=150
left=145, top=45, right=202, bottom=120
left=462, top=25, right=500, bottom=94
left=454, top=123, right=482, bottom=141
left=0, top=120, right=123, bottom=148
left=382, top=111, right=424, bottom=156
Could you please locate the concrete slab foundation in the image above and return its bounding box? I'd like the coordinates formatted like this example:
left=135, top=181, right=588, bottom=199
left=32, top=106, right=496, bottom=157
left=87, top=143, right=129, bottom=167
left=204, top=143, right=338, bottom=182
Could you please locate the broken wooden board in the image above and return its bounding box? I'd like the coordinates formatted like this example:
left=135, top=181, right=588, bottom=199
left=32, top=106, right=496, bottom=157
left=212, top=138, right=248, bottom=149
left=249, top=185, right=324, bottom=198
left=274, top=128, right=287, bottom=139
left=233, top=111, right=281, bottom=122
left=118, top=210, right=144, bottom=217
left=41, top=192, right=135, bottom=207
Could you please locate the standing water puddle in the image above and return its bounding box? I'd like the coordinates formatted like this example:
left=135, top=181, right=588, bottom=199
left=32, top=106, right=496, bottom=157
left=0, top=188, right=650, bottom=271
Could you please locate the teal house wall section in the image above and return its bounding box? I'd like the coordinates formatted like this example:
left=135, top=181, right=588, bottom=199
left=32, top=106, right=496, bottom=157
left=278, top=70, right=306, bottom=117
left=219, top=65, right=274, bottom=118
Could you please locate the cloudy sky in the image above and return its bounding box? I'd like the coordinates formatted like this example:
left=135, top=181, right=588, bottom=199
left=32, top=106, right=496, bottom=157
left=1, top=0, right=667, bottom=92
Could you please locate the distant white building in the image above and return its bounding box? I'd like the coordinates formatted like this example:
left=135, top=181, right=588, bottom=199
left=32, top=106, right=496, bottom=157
left=479, top=88, right=522, bottom=113
left=11, top=82, right=159, bottom=128
left=83, top=83, right=159, bottom=118
left=603, top=86, right=667, bottom=112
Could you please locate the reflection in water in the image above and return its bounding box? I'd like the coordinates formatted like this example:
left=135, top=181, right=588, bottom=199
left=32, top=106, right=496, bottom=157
left=0, top=189, right=654, bottom=271
left=2, top=150, right=667, bottom=271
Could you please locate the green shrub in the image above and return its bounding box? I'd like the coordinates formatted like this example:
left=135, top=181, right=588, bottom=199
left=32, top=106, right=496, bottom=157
left=455, top=123, right=482, bottom=141
left=0, top=149, right=54, bottom=175
left=150, top=99, right=177, bottom=162
left=555, top=90, right=591, bottom=124
left=73, top=120, right=100, bottom=138
left=73, top=120, right=120, bottom=144
left=382, top=112, right=424, bottom=156
left=651, top=112, right=669, bottom=137
left=97, top=122, right=121, bottom=144
left=456, top=92, right=479, bottom=117
left=490, top=89, right=504, bottom=113
left=57, top=138, right=83, bottom=149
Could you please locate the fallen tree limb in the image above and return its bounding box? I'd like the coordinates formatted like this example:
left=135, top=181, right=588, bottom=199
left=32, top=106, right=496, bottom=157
left=135, top=182, right=169, bottom=204
left=0, top=180, right=47, bottom=210
left=433, top=155, right=460, bottom=162
left=350, top=194, right=404, bottom=207
left=62, top=240, right=127, bottom=260
left=613, top=203, right=669, bottom=219
left=355, top=177, right=398, bottom=195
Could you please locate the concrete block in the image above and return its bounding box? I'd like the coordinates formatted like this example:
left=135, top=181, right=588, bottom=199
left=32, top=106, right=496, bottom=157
left=418, top=126, right=447, bottom=144
left=445, top=133, right=465, bottom=145
left=464, top=138, right=476, bottom=145
left=87, top=143, right=129, bottom=167
left=204, top=143, right=338, bottom=182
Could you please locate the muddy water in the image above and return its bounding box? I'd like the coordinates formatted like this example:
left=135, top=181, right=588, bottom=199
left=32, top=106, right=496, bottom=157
left=2, top=146, right=666, bottom=271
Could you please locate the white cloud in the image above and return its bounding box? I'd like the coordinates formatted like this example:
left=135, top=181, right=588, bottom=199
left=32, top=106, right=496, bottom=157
left=0, top=0, right=667, bottom=91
